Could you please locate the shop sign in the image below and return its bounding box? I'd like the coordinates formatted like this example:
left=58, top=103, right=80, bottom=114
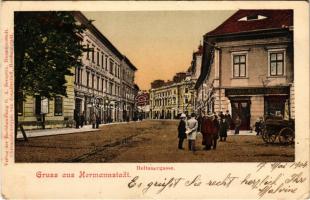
left=41, top=98, right=49, bottom=114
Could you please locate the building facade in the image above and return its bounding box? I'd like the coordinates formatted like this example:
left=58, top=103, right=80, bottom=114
left=149, top=75, right=194, bottom=119
left=74, top=12, right=137, bottom=124
left=18, top=12, right=138, bottom=130
left=195, top=10, right=294, bottom=130
left=17, top=73, right=75, bottom=130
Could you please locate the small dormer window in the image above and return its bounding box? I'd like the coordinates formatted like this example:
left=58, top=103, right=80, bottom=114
left=238, top=14, right=267, bottom=21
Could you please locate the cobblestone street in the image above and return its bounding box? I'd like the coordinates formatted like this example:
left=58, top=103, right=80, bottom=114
left=15, top=120, right=294, bottom=162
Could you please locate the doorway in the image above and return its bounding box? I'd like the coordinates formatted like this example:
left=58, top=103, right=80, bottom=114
left=231, top=99, right=251, bottom=130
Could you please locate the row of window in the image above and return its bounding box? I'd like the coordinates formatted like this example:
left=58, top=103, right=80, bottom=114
left=17, top=96, right=63, bottom=116
left=153, top=97, right=177, bottom=107
left=85, top=42, right=135, bottom=83
left=232, top=51, right=285, bottom=78
left=75, top=67, right=122, bottom=96
left=85, top=42, right=121, bottom=79
left=153, top=90, right=177, bottom=98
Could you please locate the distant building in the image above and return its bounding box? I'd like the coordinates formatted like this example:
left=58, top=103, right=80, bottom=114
left=173, top=72, right=187, bottom=83
left=149, top=75, right=194, bottom=119
left=195, top=10, right=294, bottom=130
left=151, top=80, right=166, bottom=89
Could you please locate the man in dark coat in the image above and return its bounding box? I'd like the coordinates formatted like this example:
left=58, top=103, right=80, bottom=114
left=80, top=111, right=85, bottom=128
left=234, top=116, right=241, bottom=135
left=201, top=113, right=214, bottom=150
left=197, top=112, right=203, bottom=133
left=219, top=115, right=228, bottom=141
left=225, top=110, right=232, bottom=130
left=177, top=113, right=187, bottom=150
left=74, top=109, right=80, bottom=129
left=212, top=115, right=220, bottom=149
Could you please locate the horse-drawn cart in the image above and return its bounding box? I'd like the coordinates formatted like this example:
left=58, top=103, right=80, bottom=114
left=261, top=117, right=295, bottom=145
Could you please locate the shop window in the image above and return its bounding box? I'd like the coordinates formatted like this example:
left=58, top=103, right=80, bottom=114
left=264, top=96, right=287, bottom=118
left=54, top=96, right=63, bottom=116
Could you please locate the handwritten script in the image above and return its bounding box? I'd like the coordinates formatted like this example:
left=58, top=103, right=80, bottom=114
left=127, top=161, right=308, bottom=198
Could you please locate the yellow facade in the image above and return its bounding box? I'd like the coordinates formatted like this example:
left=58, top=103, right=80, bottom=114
left=150, top=79, right=194, bottom=119
left=18, top=69, right=75, bottom=130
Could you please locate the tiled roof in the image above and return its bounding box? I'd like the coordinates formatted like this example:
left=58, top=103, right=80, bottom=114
left=207, top=9, right=293, bottom=37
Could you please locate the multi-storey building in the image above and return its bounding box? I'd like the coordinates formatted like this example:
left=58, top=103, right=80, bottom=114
left=149, top=73, right=194, bottom=119
left=18, top=12, right=138, bottom=130
left=120, top=57, right=137, bottom=121
left=195, top=10, right=294, bottom=130
left=74, top=12, right=137, bottom=123
left=17, top=73, right=75, bottom=130
left=187, top=44, right=203, bottom=113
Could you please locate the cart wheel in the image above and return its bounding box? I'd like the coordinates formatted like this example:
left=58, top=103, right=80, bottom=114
left=267, top=133, right=277, bottom=143
left=279, top=127, right=294, bottom=145
left=261, top=129, right=269, bottom=143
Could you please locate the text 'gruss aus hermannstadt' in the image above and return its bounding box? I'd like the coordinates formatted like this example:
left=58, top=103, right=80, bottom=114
left=36, top=171, right=131, bottom=179
left=127, top=161, right=308, bottom=198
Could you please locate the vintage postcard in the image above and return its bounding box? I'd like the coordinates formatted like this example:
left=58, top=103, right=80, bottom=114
left=1, top=1, right=309, bottom=199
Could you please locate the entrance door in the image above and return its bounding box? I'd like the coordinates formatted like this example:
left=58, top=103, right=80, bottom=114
left=75, top=98, right=82, bottom=114
left=231, top=100, right=251, bottom=130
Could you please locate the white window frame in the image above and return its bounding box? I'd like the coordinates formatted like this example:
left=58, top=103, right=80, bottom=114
left=267, top=49, right=286, bottom=77
left=231, top=51, right=248, bottom=79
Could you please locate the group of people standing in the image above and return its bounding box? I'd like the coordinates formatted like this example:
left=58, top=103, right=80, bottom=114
left=74, top=110, right=101, bottom=129
left=178, top=110, right=242, bottom=152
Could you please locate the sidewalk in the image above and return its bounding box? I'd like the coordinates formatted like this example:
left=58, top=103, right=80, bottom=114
left=227, top=130, right=257, bottom=136
left=17, top=120, right=257, bottom=139
left=16, top=121, right=141, bottom=139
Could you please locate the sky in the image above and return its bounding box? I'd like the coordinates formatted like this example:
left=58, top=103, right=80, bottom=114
left=83, top=11, right=235, bottom=90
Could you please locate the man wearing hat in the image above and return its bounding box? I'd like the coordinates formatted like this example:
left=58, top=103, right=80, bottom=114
left=186, top=113, right=198, bottom=152
left=177, top=113, right=187, bottom=150
left=201, top=112, right=214, bottom=150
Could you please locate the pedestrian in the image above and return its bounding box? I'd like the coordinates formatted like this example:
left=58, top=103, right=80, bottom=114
left=96, top=114, right=100, bottom=129
left=74, top=109, right=80, bottom=129
left=91, top=112, right=96, bottom=129
left=80, top=111, right=85, bottom=128
left=225, top=110, right=232, bottom=132
left=212, top=115, right=220, bottom=149
left=177, top=113, right=187, bottom=150
left=197, top=111, right=203, bottom=133
left=219, top=115, right=228, bottom=141
left=201, top=112, right=213, bottom=150
left=255, top=117, right=263, bottom=136
left=234, top=116, right=241, bottom=134
left=186, top=113, right=198, bottom=152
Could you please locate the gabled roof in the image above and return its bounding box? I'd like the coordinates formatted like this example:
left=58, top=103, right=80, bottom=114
left=207, top=9, right=293, bottom=37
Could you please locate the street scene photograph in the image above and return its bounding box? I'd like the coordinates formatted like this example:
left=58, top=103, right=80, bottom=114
left=14, top=10, right=295, bottom=163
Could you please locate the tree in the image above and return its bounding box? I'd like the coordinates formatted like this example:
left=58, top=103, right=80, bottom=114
left=14, top=11, right=88, bottom=136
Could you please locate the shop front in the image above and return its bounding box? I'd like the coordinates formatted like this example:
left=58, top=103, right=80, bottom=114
left=225, top=86, right=290, bottom=130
